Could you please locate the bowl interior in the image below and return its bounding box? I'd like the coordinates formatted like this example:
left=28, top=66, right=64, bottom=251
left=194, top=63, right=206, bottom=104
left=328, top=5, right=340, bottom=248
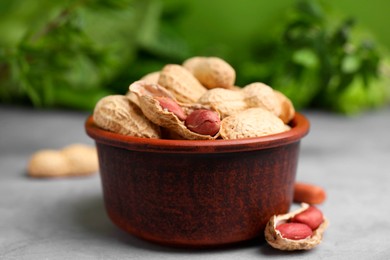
left=85, top=112, right=310, bottom=153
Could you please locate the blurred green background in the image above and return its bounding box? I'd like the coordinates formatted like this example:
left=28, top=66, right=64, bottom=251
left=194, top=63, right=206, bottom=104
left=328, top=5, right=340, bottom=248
left=1, top=0, right=389, bottom=114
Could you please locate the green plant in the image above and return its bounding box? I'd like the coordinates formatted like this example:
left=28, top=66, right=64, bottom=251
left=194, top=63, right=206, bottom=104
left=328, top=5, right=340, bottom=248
left=0, top=0, right=189, bottom=110
left=239, top=0, right=390, bottom=114
left=1, top=0, right=389, bottom=114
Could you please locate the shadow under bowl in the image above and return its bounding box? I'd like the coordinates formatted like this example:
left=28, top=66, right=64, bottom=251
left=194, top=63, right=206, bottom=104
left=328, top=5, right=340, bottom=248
left=85, top=112, right=310, bottom=248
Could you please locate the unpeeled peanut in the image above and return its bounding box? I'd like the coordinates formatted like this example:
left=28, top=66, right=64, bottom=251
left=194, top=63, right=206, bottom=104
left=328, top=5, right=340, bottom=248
left=27, top=144, right=98, bottom=178
left=274, top=90, right=295, bottom=124
left=28, top=150, right=72, bottom=177
left=61, top=144, right=99, bottom=176
left=183, top=56, right=236, bottom=89
left=220, top=108, right=290, bottom=140
left=185, top=109, right=220, bottom=136
left=242, top=82, right=282, bottom=117
left=93, top=95, right=161, bottom=139
left=140, top=71, right=160, bottom=84
left=158, top=64, right=207, bottom=103
left=197, top=88, right=247, bottom=118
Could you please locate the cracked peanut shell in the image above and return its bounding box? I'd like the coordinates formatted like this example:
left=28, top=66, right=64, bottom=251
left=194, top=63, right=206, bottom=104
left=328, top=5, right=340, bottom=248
left=126, top=73, right=162, bottom=106
left=264, top=203, right=329, bottom=251
left=130, top=81, right=220, bottom=140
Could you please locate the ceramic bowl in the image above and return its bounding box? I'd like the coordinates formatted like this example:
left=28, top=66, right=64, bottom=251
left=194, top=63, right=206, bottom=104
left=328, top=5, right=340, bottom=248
left=85, top=113, right=309, bottom=247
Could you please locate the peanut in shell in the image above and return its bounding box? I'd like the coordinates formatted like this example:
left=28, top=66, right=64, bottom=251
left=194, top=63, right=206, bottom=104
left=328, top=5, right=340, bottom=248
left=27, top=150, right=72, bottom=177
left=198, top=88, right=248, bottom=119
left=158, top=64, right=207, bottom=103
left=140, top=71, right=160, bottom=84
left=93, top=95, right=161, bottom=138
left=220, top=108, right=290, bottom=140
left=183, top=56, right=236, bottom=89
left=242, top=82, right=282, bottom=117
left=265, top=203, right=329, bottom=251
left=60, top=144, right=98, bottom=176
left=27, top=144, right=99, bottom=178
left=274, top=90, right=295, bottom=124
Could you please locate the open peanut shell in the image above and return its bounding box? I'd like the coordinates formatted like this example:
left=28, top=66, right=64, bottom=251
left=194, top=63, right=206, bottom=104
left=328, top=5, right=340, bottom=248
left=264, top=203, right=329, bottom=251
left=130, top=81, right=220, bottom=140
left=129, top=81, right=176, bottom=101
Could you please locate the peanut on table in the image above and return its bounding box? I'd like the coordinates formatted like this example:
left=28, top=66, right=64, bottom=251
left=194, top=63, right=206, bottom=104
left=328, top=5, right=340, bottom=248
left=27, top=144, right=99, bottom=178
left=265, top=203, right=329, bottom=251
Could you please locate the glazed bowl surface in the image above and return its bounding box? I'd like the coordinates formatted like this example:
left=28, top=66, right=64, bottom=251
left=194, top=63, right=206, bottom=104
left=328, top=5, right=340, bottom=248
left=85, top=113, right=310, bottom=247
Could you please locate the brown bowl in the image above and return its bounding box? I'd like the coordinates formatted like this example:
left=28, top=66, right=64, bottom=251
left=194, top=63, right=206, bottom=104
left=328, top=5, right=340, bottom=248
left=85, top=113, right=310, bottom=247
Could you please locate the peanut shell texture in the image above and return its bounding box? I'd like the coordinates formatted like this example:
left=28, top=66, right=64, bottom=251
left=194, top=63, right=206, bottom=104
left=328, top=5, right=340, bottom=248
left=60, top=144, right=99, bottom=176
left=27, top=143, right=99, bottom=178
left=140, top=71, right=160, bottom=84
left=198, top=88, right=247, bottom=118
left=27, top=150, right=72, bottom=177
left=220, top=108, right=290, bottom=140
left=158, top=64, right=207, bottom=103
left=274, top=90, right=295, bottom=124
left=242, top=82, right=282, bottom=117
left=183, top=56, right=236, bottom=89
left=93, top=95, right=161, bottom=138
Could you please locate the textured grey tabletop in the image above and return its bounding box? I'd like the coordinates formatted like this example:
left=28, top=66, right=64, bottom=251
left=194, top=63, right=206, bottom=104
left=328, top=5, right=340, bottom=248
left=1, top=105, right=390, bottom=259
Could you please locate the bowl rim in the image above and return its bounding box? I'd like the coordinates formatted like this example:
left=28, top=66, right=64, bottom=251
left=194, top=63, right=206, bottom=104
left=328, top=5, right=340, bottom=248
left=85, top=112, right=310, bottom=154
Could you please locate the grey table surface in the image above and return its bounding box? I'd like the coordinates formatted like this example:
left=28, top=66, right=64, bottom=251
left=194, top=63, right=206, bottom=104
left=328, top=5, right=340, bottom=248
left=1, top=105, right=390, bottom=260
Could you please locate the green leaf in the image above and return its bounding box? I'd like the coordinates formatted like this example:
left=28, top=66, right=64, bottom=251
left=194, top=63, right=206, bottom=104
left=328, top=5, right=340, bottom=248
left=292, top=48, right=319, bottom=68
left=333, top=77, right=367, bottom=114
left=136, top=0, right=162, bottom=47
left=341, top=55, right=361, bottom=73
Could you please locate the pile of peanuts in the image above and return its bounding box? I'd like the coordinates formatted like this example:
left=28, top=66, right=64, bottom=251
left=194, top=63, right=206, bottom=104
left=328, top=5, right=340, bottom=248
left=93, top=56, right=296, bottom=140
